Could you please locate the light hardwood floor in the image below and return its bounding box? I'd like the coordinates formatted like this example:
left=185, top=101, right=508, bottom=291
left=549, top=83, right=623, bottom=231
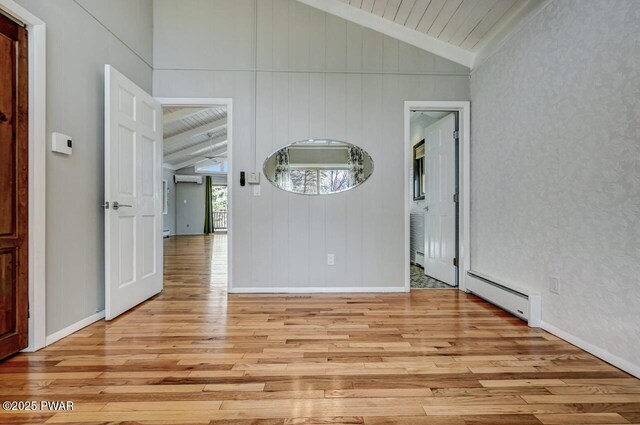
left=2, top=234, right=639, bottom=424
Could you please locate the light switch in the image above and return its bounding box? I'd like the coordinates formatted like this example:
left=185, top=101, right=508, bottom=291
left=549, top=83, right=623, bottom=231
left=52, top=132, right=73, bottom=155
left=253, top=185, right=261, bottom=196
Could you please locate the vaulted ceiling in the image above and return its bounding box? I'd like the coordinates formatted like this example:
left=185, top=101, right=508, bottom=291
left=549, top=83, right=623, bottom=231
left=162, top=106, right=228, bottom=171
left=344, top=0, right=518, bottom=51
left=298, top=0, right=548, bottom=68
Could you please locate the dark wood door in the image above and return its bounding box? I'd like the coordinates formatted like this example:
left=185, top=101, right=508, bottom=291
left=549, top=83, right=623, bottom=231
left=0, top=12, right=28, bottom=360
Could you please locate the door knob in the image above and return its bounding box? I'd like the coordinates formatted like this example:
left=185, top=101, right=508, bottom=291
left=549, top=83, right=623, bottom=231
left=112, top=201, right=132, bottom=210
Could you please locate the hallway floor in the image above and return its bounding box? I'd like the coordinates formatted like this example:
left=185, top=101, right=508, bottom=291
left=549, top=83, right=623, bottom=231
left=1, top=235, right=639, bottom=424
left=410, top=264, right=455, bottom=289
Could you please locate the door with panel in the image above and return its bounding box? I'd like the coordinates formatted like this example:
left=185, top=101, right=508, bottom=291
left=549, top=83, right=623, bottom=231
left=423, top=113, right=457, bottom=286
left=104, top=65, right=163, bottom=320
left=0, top=13, right=28, bottom=359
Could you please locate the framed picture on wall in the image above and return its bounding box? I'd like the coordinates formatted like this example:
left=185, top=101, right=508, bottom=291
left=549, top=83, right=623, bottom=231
left=413, top=140, right=425, bottom=200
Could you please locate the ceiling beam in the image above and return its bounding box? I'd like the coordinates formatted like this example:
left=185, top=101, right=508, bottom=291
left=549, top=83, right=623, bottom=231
left=164, top=117, right=227, bottom=147
left=194, top=158, right=228, bottom=173
left=164, top=135, right=227, bottom=163
left=169, top=145, right=228, bottom=171
left=295, top=0, right=474, bottom=68
left=163, top=107, right=210, bottom=125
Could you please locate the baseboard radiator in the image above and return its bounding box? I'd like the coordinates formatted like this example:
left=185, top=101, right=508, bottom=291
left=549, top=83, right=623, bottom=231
left=466, top=271, right=541, bottom=327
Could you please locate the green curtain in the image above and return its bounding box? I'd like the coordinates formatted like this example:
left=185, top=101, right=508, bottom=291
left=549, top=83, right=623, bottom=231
left=204, top=176, right=214, bottom=234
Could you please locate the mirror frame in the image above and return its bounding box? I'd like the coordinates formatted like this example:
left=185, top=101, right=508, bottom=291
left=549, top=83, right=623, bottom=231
left=262, top=139, right=375, bottom=196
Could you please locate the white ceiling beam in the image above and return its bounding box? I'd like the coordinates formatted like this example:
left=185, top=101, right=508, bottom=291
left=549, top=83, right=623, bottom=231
left=163, top=107, right=210, bottom=125
left=194, top=158, right=228, bottom=173
left=164, top=117, right=227, bottom=147
left=169, top=146, right=228, bottom=171
left=295, top=0, right=474, bottom=68
left=164, top=135, right=227, bottom=163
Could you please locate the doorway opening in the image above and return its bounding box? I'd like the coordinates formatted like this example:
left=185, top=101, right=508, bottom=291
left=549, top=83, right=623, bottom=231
left=409, top=110, right=458, bottom=289
left=158, top=98, right=233, bottom=294
left=404, top=101, right=470, bottom=292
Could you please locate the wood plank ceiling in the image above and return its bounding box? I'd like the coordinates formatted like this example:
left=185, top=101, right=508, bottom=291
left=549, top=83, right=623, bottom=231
left=339, top=0, right=520, bottom=52
left=162, top=106, right=228, bottom=171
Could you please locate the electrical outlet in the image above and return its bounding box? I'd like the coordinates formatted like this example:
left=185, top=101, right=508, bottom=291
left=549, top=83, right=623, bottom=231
left=327, top=254, right=335, bottom=266
left=549, top=276, right=560, bottom=294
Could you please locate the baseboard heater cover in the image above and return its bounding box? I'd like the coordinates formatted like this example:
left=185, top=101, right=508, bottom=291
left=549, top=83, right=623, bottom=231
left=466, top=271, right=541, bottom=327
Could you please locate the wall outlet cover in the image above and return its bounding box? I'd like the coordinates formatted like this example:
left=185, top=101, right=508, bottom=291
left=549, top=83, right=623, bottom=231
left=327, top=254, right=335, bottom=266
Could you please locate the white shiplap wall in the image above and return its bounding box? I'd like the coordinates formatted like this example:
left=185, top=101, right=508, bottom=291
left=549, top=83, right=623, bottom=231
left=153, top=0, right=470, bottom=290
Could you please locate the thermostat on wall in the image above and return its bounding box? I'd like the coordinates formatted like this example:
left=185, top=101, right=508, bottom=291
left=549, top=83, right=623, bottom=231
left=52, top=132, right=73, bottom=155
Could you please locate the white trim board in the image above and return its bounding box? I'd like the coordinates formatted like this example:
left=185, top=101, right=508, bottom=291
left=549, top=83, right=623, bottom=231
left=0, top=0, right=47, bottom=353
left=229, top=286, right=408, bottom=294
left=295, top=0, right=474, bottom=68
left=156, top=97, right=234, bottom=295
left=296, top=0, right=551, bottom=71
left=404, top=101, right=471, bottom=293
left=45, top=311, right=105, bottom=346
left=541, top=321, right=640, bottom=379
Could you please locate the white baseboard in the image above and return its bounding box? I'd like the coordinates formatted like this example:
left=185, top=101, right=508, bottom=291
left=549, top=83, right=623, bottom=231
left=541, top=321, right=640, bottom=379
left=45, top=310, right=105, bottom=346
left=229, top=286, right=409, bottom=294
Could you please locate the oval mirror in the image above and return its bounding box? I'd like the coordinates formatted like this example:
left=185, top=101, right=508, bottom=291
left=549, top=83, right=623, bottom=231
left=263, top=139, right=374, bottom=195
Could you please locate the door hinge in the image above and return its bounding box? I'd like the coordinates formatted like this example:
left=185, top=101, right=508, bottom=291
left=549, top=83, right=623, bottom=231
left=453, top=258, right=458, bottom=267
left=453, top=193, right=459, bottom=203
left=453, top=130, right=459, bottom=139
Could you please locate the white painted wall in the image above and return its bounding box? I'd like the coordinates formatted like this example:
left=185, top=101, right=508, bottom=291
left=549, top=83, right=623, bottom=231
left=173, top=167, right=226, bottom=235
left=153, top=0, right=470, bottom=290
left=471, top=1, right=640, bottom=371
left=16, top=0, right=153, bottom=335
left=74, top=0, right=153, bottom=67
left=175, top=182, right=206, bottom=235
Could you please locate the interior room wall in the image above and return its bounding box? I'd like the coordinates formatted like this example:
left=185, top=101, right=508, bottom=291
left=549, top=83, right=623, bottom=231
left=471, top=0, right=640, bottom=371
left=173, top=167, right=226, bottom=235
left=153, top=0, right=470, bottom=290
left=175, top=181, right=206, bottom=235
left=15, top=0, right=153, bottom=335
left=162, top=167, right=176, bottom=235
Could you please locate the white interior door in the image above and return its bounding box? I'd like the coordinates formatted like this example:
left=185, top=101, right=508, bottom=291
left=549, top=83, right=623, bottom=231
left=104, top=65, right=163, bottom=320
left=424, top=113, right=456, bottom=286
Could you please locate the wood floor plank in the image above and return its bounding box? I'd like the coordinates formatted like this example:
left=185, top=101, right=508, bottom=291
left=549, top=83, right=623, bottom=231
left=0, top=235, right=635, bottom=424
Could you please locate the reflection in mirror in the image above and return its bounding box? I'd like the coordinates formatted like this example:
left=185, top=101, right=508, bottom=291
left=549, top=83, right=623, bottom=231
left=263, top=139, right=374, bottom=195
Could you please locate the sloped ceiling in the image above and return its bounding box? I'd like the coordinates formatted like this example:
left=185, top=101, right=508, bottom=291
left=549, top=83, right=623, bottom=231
left=297, top=0, right=550, bottom=68
left=162, top=106, right=228, bottom=171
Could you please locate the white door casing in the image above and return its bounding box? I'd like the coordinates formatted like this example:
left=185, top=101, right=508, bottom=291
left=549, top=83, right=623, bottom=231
left=424, top=113, right=456, bottom=286
left=105, top=65, right=163, bottom=320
